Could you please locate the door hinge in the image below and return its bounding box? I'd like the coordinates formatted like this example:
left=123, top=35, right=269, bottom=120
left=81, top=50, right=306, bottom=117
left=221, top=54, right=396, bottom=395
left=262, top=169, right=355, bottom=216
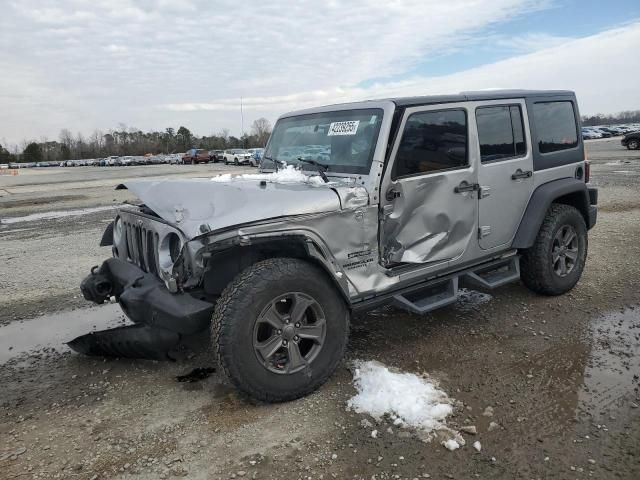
left=479, top=186, right=491, bottom=199
left=381, top=204, right=394, bottom=217
left=478, top=226, right=491, bottom=238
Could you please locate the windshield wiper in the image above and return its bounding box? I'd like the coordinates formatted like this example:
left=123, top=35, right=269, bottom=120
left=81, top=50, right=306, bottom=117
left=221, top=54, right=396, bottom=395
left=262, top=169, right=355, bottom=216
left=296, top=158, right=329, bottom=183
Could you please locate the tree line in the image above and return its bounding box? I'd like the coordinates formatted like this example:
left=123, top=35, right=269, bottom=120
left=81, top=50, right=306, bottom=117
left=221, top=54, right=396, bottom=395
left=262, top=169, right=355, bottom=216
left=581, top=110, right=640, bottom=127
left=3, top=109, right=640, bottom=164
left=1, top=117, right=272, bottom=163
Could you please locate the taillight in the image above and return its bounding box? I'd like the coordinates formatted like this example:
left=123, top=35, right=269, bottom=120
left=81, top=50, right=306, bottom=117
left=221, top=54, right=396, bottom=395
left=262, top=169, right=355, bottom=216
left=584, top=160, right=590, bottom=183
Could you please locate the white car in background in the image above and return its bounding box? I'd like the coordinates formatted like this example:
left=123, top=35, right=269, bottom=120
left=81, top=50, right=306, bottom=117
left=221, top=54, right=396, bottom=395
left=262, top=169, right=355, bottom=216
left=223, top=149, right=252, bottom=165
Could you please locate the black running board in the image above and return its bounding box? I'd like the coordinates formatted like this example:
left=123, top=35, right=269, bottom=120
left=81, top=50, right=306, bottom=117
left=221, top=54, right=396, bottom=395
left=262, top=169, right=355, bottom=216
left=355, top=255, right=521, bottom=315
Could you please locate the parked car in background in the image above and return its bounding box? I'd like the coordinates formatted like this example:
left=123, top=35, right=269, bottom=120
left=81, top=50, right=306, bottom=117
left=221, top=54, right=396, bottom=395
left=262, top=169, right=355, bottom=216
left=208, top=150, right=224, bottom=163
left=182, top=149, right=210, bottom=164
left=589, top=127, right=612, bottom=138
left=246, top=148, right=264, bottom=167
left=581, top=128, right=600, bottom=140
left=621, top=131, right=640, bottom=150
left=166, top=154, right=182, bottom=164
left=223, top=149, right=252, bottom=165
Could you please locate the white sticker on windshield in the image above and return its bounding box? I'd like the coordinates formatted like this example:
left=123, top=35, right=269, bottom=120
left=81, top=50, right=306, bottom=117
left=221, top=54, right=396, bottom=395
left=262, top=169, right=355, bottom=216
left=328, top=120, right=360, bottom=136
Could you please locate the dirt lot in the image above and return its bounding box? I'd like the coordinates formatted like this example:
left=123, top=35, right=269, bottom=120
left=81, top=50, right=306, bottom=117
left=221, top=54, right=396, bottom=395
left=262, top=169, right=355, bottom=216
left=1, top=141, right=639, bottom=480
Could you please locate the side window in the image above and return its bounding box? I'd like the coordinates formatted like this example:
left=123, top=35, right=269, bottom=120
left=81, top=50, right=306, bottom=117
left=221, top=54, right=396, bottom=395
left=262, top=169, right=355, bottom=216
left=533, top=101, right=578, bottom=153
left=476, top=104, right=526, bottom=162
left=394, top=109, right=467, bottom=178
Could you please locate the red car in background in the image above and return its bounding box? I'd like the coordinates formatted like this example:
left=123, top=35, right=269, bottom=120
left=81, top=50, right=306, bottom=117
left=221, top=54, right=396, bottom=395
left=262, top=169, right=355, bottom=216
left=181, top=149, right=210, bottom=164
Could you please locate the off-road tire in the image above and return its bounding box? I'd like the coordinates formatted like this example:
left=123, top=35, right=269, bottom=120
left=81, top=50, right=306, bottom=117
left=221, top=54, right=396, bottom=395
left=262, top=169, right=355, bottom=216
left=628, top=139, right=639, bottom=150
left=520, top=204, right=588, bottom=296
left=212, top=258, right=350, bottom=402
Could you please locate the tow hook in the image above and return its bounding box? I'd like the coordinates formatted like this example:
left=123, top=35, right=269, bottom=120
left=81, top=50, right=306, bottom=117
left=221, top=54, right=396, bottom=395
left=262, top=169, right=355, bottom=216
left=80, top=264, right=113, bottom=304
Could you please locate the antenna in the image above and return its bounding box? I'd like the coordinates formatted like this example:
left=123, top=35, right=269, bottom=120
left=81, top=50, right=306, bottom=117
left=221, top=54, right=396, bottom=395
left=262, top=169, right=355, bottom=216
left=240, top=97, right=244, bottom=148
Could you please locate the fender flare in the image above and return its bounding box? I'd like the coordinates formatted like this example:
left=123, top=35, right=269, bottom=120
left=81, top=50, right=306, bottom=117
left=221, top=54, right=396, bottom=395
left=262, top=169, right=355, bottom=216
left=512, top=178, right=590, bottom=249
left=203, top=229, right=354, bottom=304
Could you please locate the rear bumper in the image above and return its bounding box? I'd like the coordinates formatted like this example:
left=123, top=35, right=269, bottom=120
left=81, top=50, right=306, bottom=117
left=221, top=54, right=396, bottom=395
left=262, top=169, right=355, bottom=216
left=80, top=258, right=213, bottom=334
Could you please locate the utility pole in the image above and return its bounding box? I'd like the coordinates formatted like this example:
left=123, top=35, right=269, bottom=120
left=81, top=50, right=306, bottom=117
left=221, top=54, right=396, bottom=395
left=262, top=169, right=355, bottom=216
left=240, top=96, right=245, bottom=148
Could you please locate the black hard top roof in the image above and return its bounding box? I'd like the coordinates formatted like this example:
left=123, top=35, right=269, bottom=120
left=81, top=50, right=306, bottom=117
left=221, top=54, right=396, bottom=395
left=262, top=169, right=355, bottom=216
left=389, top=90, right=575, bottom=108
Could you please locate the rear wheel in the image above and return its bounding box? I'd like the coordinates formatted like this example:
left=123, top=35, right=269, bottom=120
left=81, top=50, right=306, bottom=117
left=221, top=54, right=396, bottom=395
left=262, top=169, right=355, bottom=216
left=520, top=204, right=588, bottom=295
left=628, top=139, right=640, bottom=150
left=234, top=158, right=239, bottom=166
left=212, top=258, right=349, bottom=402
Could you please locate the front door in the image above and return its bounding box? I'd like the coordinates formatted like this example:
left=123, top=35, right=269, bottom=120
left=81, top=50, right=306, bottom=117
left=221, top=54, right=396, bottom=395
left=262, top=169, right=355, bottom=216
left=380, top=104, right=478, bottom=266
left=474, top=101, right=534, bottom=249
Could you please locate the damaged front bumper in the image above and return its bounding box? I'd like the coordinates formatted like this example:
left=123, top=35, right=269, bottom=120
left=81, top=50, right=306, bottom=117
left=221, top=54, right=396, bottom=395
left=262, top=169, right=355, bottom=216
left=71, top=258, right=214, bottom=359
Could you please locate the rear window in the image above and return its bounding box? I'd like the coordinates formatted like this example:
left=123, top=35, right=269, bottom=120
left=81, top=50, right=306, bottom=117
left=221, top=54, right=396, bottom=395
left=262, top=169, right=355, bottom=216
left=476, top=105, right=526, bottom=162
left=533, top=101, right=578, bottom=154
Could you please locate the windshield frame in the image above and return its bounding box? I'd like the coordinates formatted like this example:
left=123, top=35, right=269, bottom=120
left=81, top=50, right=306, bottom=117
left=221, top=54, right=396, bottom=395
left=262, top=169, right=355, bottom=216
left=264, top=108, right=384, bottom=175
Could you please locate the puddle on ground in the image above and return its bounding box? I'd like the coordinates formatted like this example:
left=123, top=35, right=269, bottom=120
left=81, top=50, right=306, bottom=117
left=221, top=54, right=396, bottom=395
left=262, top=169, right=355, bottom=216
left=578, top=307, right=640, bottom=416
left=0, top=303, right=128, bottom=364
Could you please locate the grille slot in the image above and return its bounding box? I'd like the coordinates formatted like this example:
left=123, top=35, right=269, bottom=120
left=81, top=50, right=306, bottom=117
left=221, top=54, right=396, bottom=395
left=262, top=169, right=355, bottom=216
left=122, top=220, right=159, bottom=274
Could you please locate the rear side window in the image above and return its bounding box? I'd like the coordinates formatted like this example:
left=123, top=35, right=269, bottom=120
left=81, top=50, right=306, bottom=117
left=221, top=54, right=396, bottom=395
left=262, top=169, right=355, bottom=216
left=533, top=101, right=578, bottom=153
left=394, top=109, right=467, bottom=178
left=476, top=105, right=526, bottom=162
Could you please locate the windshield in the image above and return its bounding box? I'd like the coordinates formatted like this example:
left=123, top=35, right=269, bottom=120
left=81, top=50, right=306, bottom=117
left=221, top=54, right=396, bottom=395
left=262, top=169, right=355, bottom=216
left=264, top=108, right=383, bottom=174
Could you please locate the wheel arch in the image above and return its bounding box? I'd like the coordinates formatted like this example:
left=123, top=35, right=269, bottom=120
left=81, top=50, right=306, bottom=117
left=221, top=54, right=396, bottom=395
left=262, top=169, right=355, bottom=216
left=201, top=234, right=351, bottom=304
left=512, top=178, right=591, bottom=249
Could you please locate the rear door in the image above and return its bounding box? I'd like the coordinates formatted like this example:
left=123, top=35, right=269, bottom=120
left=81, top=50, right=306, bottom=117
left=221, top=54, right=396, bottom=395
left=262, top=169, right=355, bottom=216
left=380, top=104, right=478, bottom=265
left=474, top=100, right=534, bottom=249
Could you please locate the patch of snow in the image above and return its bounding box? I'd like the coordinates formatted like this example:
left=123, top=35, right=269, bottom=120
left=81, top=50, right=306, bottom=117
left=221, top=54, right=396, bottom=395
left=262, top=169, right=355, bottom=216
left=473, top=441, right=482, bottom=452
left=456, top=288, right=493, bottom=311
left=442, top=439, right=460, bottom=451
left=210, top=165, right=326, bottom=185
left=370, top=429, right=378, bottom=438
left=348, top=360, right=455, bottom=441
left=1, top=205, right=116, bottom=224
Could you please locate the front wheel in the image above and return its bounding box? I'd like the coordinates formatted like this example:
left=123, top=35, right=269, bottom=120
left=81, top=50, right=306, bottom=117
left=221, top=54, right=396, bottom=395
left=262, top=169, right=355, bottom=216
left=628, top=139, right=640, bottom=150
left=520, top=204, right=588, bottom=296
left=212, top=258, right=350, bottom=402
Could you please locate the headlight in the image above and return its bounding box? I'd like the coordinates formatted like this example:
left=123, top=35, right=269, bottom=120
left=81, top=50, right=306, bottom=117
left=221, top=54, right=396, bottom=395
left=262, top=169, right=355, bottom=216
left=113, top=216, right=122, bottom=243
left=159, top=232, right=183, bottom=269
left=168, top=232, right=182, bottom=263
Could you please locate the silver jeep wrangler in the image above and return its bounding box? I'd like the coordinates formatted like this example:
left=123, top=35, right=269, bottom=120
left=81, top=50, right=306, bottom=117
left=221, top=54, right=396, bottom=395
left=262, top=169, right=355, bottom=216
left=77, top=89, right=597, bottom=402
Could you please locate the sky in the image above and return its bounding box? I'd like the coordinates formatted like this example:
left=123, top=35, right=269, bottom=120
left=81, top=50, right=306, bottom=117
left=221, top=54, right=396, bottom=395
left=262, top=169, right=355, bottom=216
left=1, top=0, right=639, bottom=147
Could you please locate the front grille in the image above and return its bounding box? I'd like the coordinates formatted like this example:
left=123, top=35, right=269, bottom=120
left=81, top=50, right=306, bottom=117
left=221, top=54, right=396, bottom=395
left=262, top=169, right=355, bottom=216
left=122, top=220, right=160, bottom=275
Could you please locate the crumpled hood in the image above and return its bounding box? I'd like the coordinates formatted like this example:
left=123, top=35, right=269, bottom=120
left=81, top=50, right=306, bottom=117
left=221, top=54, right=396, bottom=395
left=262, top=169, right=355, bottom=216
left=118, top=178, right=344, bottom=239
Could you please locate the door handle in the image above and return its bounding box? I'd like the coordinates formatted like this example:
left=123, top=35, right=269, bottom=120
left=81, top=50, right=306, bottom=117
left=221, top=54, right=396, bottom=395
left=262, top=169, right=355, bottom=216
left=454, top=181, right=479, bottom=193
left=511, top=169, right=533, bottom=180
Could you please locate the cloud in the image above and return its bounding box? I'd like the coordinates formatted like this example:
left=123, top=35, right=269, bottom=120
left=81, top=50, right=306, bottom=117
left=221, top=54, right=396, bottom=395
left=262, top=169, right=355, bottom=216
left=0, top=0, right=637, bottom=146
left=164, top=21, right=640, bottom=121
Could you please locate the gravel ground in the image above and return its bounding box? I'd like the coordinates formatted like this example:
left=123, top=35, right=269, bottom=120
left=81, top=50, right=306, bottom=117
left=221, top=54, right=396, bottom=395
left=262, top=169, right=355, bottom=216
left=1, top=140, right=639, bottom=479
